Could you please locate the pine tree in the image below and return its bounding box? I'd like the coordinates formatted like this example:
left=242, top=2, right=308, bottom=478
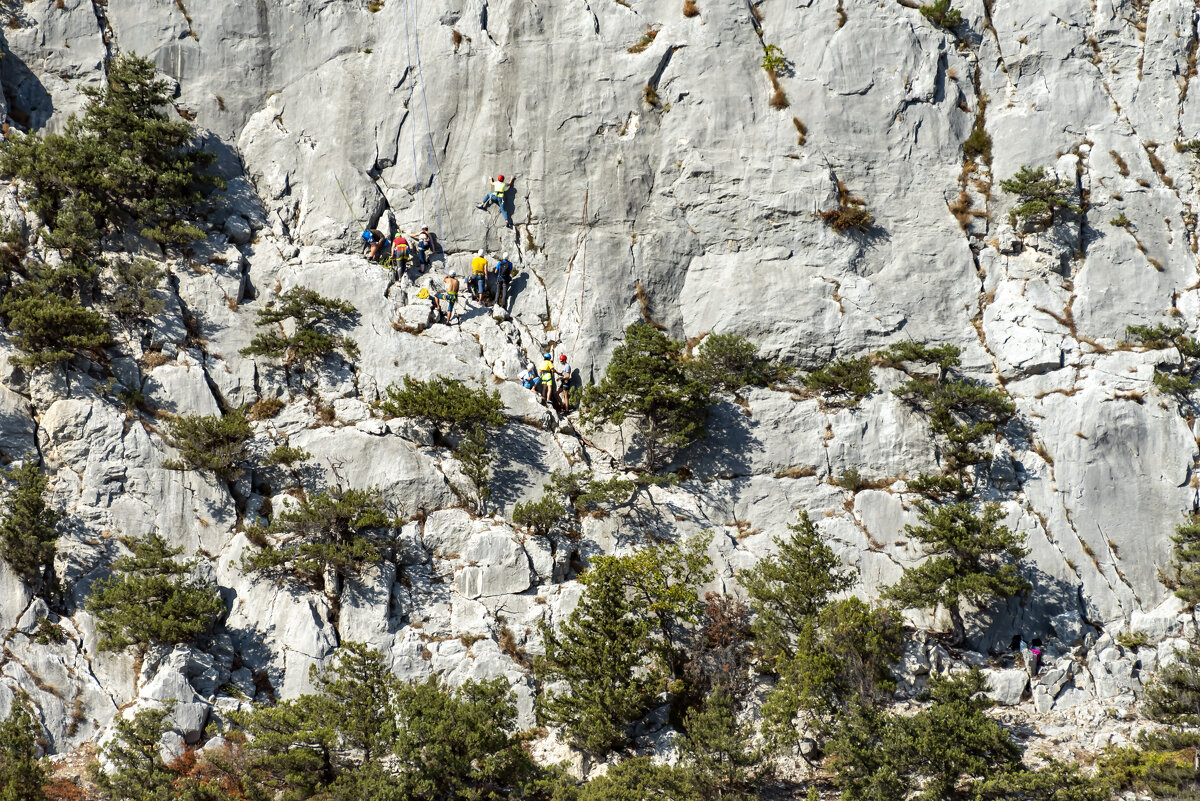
left=679, top=686, right=766, bottom=800
left=163, top=410, right=254, bottom=482
left=393, top=677, right=537, bottom=800
left=376, top=376, right=505, bottom=436
left=0, top=692, right=48, bottom=801
left=577, top=757, right=701, bottom=801
left=242, top=488, right=395, bottom=599
left=89, top=707, right=177, bottom=801
left=535, top=565, right=656, bottom=756
left=0, top=53, right=222, bottom=254
left=582, top=322, right=712, bottom=472
left=0, top=271, right=111, bottom=368
left=84, top=533, right=225, bottom=653
left=240, top=287, right=358, bottom=370
left=740, top=511, right=854, bottom=664
left=1145, top=643, right=1200, bottom=725
left=883, top=502, right=1029, bottom=644
left=309, top=642, right=400, bottom=765
left=0, top=462, right=61, bottom=591
left=1171, top=514, right=1200, bottom=607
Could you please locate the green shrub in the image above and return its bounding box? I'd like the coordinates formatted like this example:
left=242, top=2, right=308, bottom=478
left=582, top=322, right=712, bottom=471
left=1171, top=514, right=1200, bottom=607
left=1097, top=731, right=1200, bottom=799
left=687, top=332, right=791, bottom=391
left=906, top=472, right=971, bottom=502
left=828, top=670, right=1022, bottom=801
left=243, top=488, right=395, bottom=591
left=32, top=618, right=66, bottom=645
left=1125, top=323, right=1200, bottom=399
left=0, top=54, right=222, bottom=254
left=241, top=287, right=358, bottom=369
left=803, top=355, right=876, bottom=406
left=883, top=502, right=1029, bottom=644
left=0, top=462, right=62, bottom=589
left=453, top=424, right=493, bottom=510
left=962, top=124, right=992, bottom=164
left=536, top=535, right=712, bottom=756
left=0, top=269, right=110, bottom=367
left=0, top=692, right=49, bottom=801
left=678, top=686, right=768, bottom=800
left=264, top=444, right=311, bottom=466
left=919, top=0, right=962, bottom=29
left=512, top=495, right=568, bottom=540
left=84, top=532, right=224, bottom=653
left=164, top=409, right=253, bottom=481
left=377, top=375, right=504, bottom=434
left=579, top=757, right=702, bottom=801
left=1000, top=165, right=1080, bottom=227
left=875, top=341, right=962, bottom=370
left=548, top=470, right=638, bottom=514
left=761, top=44, right=786, bottom=73
left=107, top=259, right=166, bottom=325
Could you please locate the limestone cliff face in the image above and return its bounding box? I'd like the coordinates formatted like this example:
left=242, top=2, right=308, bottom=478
left=0, top=0, right=1196, bottom=760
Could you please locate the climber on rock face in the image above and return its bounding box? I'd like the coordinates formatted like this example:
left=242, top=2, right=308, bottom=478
left=492, top=252, right=516, bottom=311
left=555, top=353, right=573, bottom=412
left=415, top=227, right=440, bottom=272
left=477, top=174, right=512, bottom=227
left=519, top=361, right=540, bottom=391
left=362, top=228, right=387, bottom=261
left=392, top=233, right=411, bottom=270
left=539, top=352, right=555, bottom=406
left=440, top=270, right=461, bottom=325
left=470, top=250, right=489, bottom=303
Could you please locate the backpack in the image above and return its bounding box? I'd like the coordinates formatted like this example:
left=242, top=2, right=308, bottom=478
left=497, top=259, right=514, bottom=279
left=393, top=238, right=409, bottom=257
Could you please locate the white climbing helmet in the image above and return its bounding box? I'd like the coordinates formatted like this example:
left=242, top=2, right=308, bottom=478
left=448, top=269, right=457, bottom=277
left=477, top=249, right=484, bottom=257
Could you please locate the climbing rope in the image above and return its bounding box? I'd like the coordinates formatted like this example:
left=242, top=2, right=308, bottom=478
left=399, top=0, right=425, bottom=225
left=405, top=0, right=446, bottom=245
left=556, top=184, right=590, bottom=355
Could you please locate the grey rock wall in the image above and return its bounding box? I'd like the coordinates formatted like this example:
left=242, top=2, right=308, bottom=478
left=0, top=0, right=1196, bottom=762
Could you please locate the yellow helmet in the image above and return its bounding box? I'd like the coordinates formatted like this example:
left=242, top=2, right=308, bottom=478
left=417, top=288, right=430, bottom=299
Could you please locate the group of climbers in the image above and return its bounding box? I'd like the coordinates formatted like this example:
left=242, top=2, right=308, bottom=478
left=357, top=171, right=577, bottom=413
left=519, top=352, right=573, bottom=413
left=362, top=226, right=442, bottom=271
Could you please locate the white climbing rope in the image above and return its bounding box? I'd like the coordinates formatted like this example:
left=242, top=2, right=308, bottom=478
left=399, top=0, right=425, bottom=225
left=405, top=0, right=446, bottom=245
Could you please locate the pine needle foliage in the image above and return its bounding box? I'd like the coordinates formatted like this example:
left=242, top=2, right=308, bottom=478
left=0, top=692, right=48, bottom=801
left=583, top=322, right=712, bottom=471
left=0, top=462, right=62, bottom=589
left=164, top=409, right=254, bottom=481
left=243, top=488, right=395, bottom=591
left=919, top=0, right=962, bottom=29
left=803, top=355, right=876, bottom=407
left=0, top=266, right=110, bottom=368
left=536, top=536, right=712, bottom=756
left=1145, top=642, right=1200, bottom=726
left=376, top=375, right=504, bottom=435
left=241, top=287, right=359, bottom=368
left=686, top=332, right=790, bottom=391
left=89, top=707, right=179, bottom=801
left=84, top=532, right=224, bottom=653
left=1171, top=514, right=1200, bottom=606
left=1000, top=165, right=1080, bottom=227
left=883, top=502, right=1029, bottom=644
left=0, top=54, right=222, bottom=254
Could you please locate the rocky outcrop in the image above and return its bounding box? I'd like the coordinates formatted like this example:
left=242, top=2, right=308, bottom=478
left=0, top=0, right=1197, bottom=764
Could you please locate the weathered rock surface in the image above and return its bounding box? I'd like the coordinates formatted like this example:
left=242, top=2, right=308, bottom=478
left=0, top=0, right=1196, bottom=764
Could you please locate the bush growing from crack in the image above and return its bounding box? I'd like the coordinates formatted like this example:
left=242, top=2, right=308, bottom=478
left=377, top=375, right=504, bottom=435
left=1000, top=165, right=1080, bottom=228
left=242, top=488, right=395, bottom=594
left=803, top=355, right=876, bottom=407
left=0, top=263, right=110, bottom=368
left=107, top=258, right=166, bottom=325
left=0, top=53, right=222, bottom=255
left=687, top=332, right=792, bottom=392
left=0, top=691, right=49, bottom=801
left=919, top=0, right=963, bottom=29
left=241, top=287, right=359, bottom=369
left=1125, top=323, right=1200, bottom=400
left=880, top=341, right=1015, bottom=476
left=84, top=532, right=225, bottom=653
left=582, top=321, right=711, bottom=472
left=164, top=408, right=254, bottom=481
